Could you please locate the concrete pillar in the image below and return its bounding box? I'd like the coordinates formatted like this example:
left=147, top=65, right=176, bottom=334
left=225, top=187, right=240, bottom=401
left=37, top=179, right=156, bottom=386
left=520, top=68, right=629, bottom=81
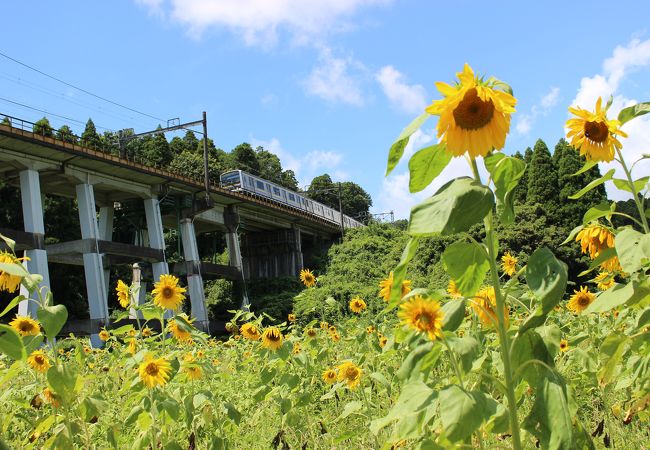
left=76, top=183, right=108, bottom=347
left=18, top=169, right=51, bottom=317
left=98, top=206, right=114, bottom=304
left=180, top=218, right=208, bottom=331
left=144, top=197, right=169, bottom=282
left=224, top=206, right=248, bottom=308
left=292, top=225, right=303, bottom=276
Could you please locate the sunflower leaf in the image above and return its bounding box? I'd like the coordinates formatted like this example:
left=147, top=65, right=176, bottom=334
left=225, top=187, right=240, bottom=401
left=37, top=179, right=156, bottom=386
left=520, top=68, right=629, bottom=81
left=37, top=304, right=68, bottom=341
left=572, top=159, right=598, bottom=176
left=615, top=228, right=650, bottom=273
left=569, top=169, right=615, bottom=199
left=582, top=202, right=614, bottom=224
left=0, top=324, right=25, bottom=361
left=612, top=176, right=649, bottom=194
left=618, top=101, right=650, bottom=125
left=442, top=241, right=489, bottom=298
left=386, top=113, right=430, bottom=176
left=486, top=76, right=514, bottom=95
left=387, top=237, right=420, bottom=310
left=408, top=143, right=452, bottom=193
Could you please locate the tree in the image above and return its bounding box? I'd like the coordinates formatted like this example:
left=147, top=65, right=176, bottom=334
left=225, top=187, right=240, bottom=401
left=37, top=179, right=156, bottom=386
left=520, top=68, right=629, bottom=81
left=526, top=139, right=559, bottom=209
left=183, top=130, right=200, bottom=154
left=81, top=118, right=102, bottom=150
left=1, top=117, right=11, bottom=126
left=101, top=131, right=120, bottom=155
left=280, top=170, right=299, bottom=191
left=307, top=174, right=338, bottom=208
left=170, top=136, right=187, bottom=156
left=142, top=128, right=172, bottom=168
left=513, top=147, right=533, bottom=204
left=555, top=138, right=606, bottom=228
left=33, top=117, right=54, bottom=137
left=256, top=148, right=283, bottom=184
left=231, top=143, right=260, bottom=174
left=56, top=125, right=78, bottom=144
left=340, top=182, right=372, bottom=220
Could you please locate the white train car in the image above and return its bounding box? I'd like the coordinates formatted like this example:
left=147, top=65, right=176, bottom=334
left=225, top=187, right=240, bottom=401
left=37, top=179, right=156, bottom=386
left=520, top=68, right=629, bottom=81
left=219, top=170, right=363, bottom=229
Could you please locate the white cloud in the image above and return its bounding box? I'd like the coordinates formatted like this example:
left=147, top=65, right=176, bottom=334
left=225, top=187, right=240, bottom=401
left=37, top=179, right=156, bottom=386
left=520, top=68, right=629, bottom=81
left=303, top=46, right=365, bottom=106
left=571, top=38, right=650, bottom=200
left=136, top=0, right=391, bottom=45
left=515, top=86, right=560, bottom=135
left=375, top=65, right=427, bottom=114
left=305, top=150, right=343, bottom=171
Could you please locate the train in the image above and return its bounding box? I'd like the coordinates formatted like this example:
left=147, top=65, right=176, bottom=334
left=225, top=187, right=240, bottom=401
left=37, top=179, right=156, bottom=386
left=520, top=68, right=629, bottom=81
left=219, top=170, right=364, bottom=229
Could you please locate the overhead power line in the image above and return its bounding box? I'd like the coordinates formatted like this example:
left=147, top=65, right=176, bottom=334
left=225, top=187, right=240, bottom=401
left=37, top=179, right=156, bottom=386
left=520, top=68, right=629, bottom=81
left=0, top=50, right=166, bottom=123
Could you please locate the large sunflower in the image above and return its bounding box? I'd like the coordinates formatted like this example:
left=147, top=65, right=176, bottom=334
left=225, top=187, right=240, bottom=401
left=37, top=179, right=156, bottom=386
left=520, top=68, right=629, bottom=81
left=594, top=271, right=615, bottom=291
left=567, top=286, right=596, bottom=313
left=27, top=349, right=51, bottom=373
left=501, top=252, right=518, bottom=277
left=116, top=280, right=130, bottom=308
left=0, top=251, right=25, bottom=293
left=168, top=316, right=193, bottom=343
left=152, top=274, right=186, bottom=310
left=261, top=327, right=283, bottom=351
left=575, top=225, right=621, bottom=272
left=398, top=295, right=444, bottom=341
left=378, top=271, right=412, bottom=302
left=349, top=296, right=367, bottom=313
left=471, top=286, right=509, bottom=328
left=322, top=368, right=337, bottom=385
left=299, top=269, right=316, bottom=287
left=240, top=322, right=261, bottom=341
left=9, top=315, right=40, bottom=337
left=138, top=354, right=172, bottom=388
left=425, top=64, right=517, bottom=158
left=337, top=361, right=362, bottom=390
left=566, top=97, right=627, bottom=162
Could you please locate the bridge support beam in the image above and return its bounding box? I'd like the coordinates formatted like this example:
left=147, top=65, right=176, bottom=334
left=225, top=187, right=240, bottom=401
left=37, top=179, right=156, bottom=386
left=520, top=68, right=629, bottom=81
left=18, top=168, right=50, bottom=317
left=224, top=206, right=248, bottom=308
left=144, top=197, right=171, bottom=317
left=76, top=182, right=108, bottom=347
left=291, top=225, right=303, bottom=276
left=98, top=206, right=114, bottom=305
left=241, top=227, right=305, bottom=279
left=180, top=218, right=208, bottom=331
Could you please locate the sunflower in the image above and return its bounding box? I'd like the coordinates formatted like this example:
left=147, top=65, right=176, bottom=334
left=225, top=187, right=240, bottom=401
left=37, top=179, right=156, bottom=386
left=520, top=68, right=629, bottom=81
left=27, top=349, right=51, bottom=373
left=398, top=295, right=444, bottom=341
left=575, top=224, right=621, bottom=272
left=183, top=364, right=203, bottom=381
left=366, top=325, right=376, bottom=334
left=328, top=325, right=337, bottom=335
left=261, top=327, right=283, bottom=351
left=594, top=271, right=616, bottom=291
left=425, top=63, right=517, bottom=158
left=240, top=323, right=261, bottom=341
left=9, top=315, right=40, bottom=337
left=196, top=350, right=205, bottom=359
left=559, top=339, right=569, bottom=352
left=42, top=388, right=60, bottom=408
left=349, top=296, right=367, bottom=313
left=138, top=354, right=172, bottom=388
left=330, top=332, right=341, bottom=343
left=501, top=252, right=518, bottom=277
left=378, top=335, right=388, bottom=348
left=168, top=316, right=193, bottom=343
left=447, top=279, right=462, bottom=299
left=472, top=286, right=509, bottom=328
left=98, top=329, right=110, bottom=341
left=322, top=369, right=337, bottom=385
left=379, top=271, right=412, bottom=302
left=567, top=286, right=596, bottom=313
left=128, top=328, right=137, bottom=337
left=299, top=268, right=317, bottom=287
left=142, top=327, right=153, bottom=338
left=127, top=338, right=138, bottom=355
left=320, top=321, right=329, bottom=330
left=0, top=251, right=27, bottom=293
left=288, top=313, right=296, bottom=322
left=83, top=346, right=91, bottom=354
left=337, top=361, right=362, bottom=389
left=116, top=280, right=130, bottom=308
left=566, top=97, right=627, bottom=162
left=152, top=274, right=186, bottom=310
left=292, top=342, right=302, bottom=355
left=305, top=328, right=317, bottom=338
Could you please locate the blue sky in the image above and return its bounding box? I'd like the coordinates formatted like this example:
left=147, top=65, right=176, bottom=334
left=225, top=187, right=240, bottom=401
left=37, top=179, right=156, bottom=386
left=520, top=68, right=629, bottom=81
left=1, top=0, right=650, bottom=218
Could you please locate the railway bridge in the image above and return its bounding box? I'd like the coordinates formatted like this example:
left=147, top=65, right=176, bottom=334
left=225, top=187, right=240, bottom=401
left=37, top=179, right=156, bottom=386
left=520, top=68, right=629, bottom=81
left=0, top=115, right=344, bottom=339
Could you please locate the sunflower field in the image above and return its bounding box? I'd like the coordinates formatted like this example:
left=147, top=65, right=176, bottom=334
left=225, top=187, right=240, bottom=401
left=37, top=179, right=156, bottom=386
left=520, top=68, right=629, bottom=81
left=1, top=64, right=650, bottom=449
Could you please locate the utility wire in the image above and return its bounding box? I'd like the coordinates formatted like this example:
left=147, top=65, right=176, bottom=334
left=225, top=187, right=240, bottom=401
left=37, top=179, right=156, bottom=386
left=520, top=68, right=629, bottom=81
left=0, top=50, right=166, bottom=123
left=0, top=97, right=114, bottom=131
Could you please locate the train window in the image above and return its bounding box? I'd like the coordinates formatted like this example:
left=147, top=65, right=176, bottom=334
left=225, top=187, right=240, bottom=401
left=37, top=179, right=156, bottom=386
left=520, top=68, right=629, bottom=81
left=266, top=183, right=271, bottom=191
left=256, top=180, right=265, bottom=189
left=273, top=187, right=281, bottom=196
left=288, top=193, right=295, bottom=201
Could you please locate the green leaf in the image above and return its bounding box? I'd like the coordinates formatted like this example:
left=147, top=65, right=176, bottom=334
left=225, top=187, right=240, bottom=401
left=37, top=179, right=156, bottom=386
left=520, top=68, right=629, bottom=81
left=587, top=280, right=650, bottom=313
left=23, top=334, right=44, bottom=355
left=0, top=232, right=16, bottom=251
left=81, top=395, right=108, bottom=422
left=47, top=363, right=78, bottom=404
left=523, top=377, right=573, bottom=450
left=484, top=153, right=526, bottom=204
left=441, top=299, right=466, bottom=332
left=572, top=159, right=598, bottom=176
left=612, top=177, right=649, bottom=194
left=224, top=402, right=241, bottom=425
left=442, top=241, right=489, bottom=297
left=396, top=341, right=441, bottom=381
left=615, top=228, right=650, bottom=273
left=387, top=237, right=420, bottom=309
left=569, top=169, right=615, bottom=199
left=338, top=401, right=362, bottom=420
left=0, top=294, right=25, bottom=318
left=408, top=177, right=495, bottom=236
left=439, top=385, right=488, bottom=443
left=0, top=261, right=28, bottom=277
left=446, top=336, right=479, bottom=374
left=618, top=101, right=650, bottom=125
left=37, top=304, right=68, bottom=341
left=598, top=334, right=628, bottom=386
left=370, top=380, right=437, bottom=435
left=408, top=143, right=452, bottom=193
left=582, top=202, right=614, bottom=225
left=386, top=112, right=430, bottom=176
left=0, top=324, right=26, bottom=360
left=486, top=76, right=514, bottom=95
left=512, top=329, right=554, bottom=385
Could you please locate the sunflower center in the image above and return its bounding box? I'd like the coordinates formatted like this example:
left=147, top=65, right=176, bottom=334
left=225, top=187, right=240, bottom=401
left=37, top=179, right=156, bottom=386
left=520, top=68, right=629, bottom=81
left=577, top=296, right=590, bottom=307
left=453, top=88, right=495, bottom=130
left=145, top=363, right=159, bottom=376
left=161, top=286, right=174, bottom=298
left=346, top=367, right=358, bottom=379
left=35, top=355, right=44, bottom=364
left=267, top=331, right=280, bottom=342
left=20, top=322, right=34, bottom=332
left=584, top=120, right=609, bottom=143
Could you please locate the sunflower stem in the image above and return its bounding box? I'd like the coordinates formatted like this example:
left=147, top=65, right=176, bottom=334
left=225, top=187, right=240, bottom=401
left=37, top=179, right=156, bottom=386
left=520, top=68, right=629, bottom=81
left=470, top=157, right=523, bottom=450
left=441, top=334, right=464, bottom=388
left=615, top=147, right=649, bottom=233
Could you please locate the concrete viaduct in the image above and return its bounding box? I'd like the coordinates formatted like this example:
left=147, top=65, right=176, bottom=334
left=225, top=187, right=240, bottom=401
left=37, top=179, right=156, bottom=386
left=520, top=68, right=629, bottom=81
left=0, top=117, right=342, bottom=339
